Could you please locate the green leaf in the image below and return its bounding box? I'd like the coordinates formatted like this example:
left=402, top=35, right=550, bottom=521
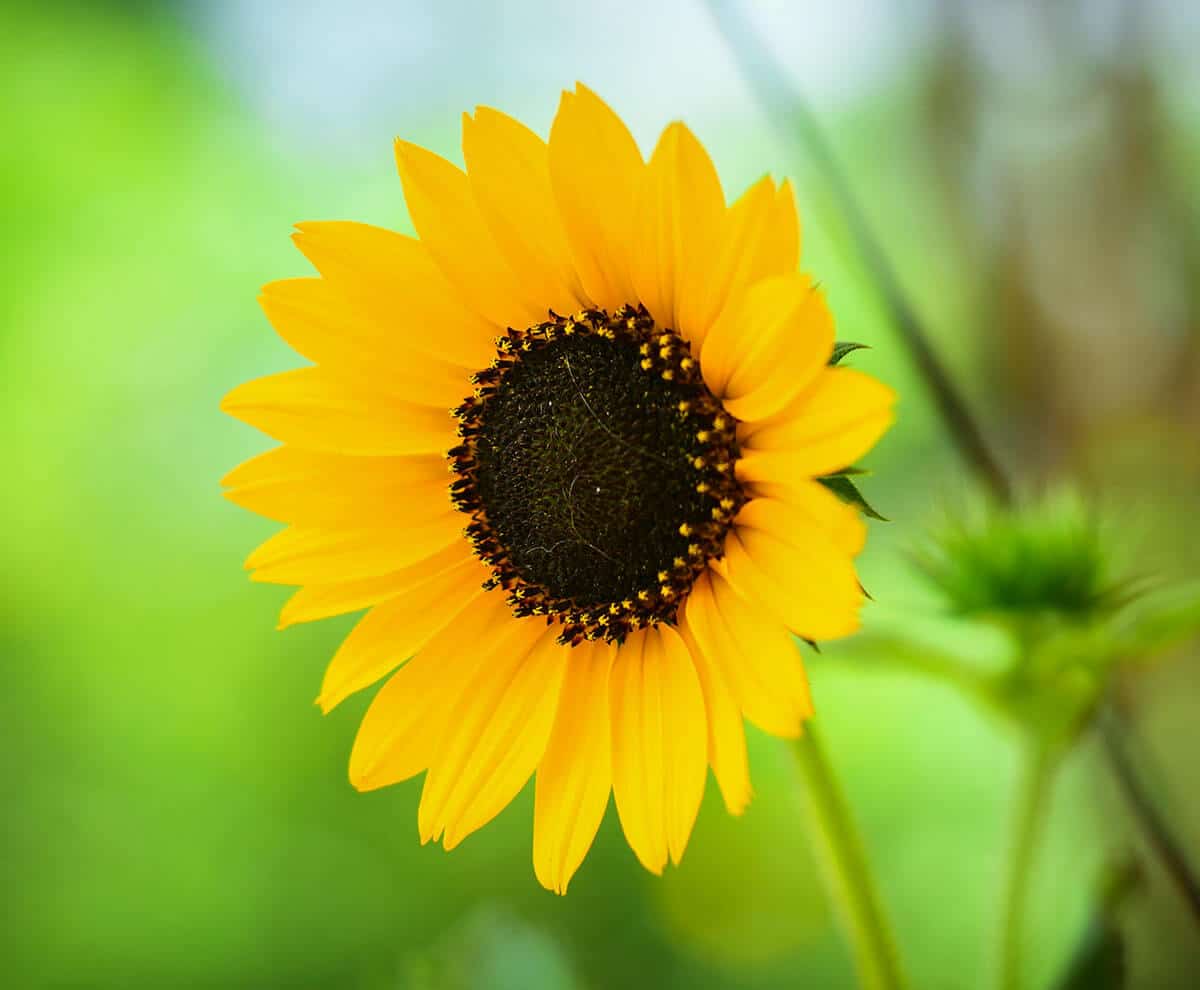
left=829, top=341, right=869, bottom=365
left=817, top=475, right=887, bottom=521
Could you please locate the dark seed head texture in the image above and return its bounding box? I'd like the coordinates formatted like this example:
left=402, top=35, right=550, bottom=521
left=448, top=306, right=745, bottom=645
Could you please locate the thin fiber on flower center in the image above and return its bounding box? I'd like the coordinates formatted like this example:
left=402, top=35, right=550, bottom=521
left=449, top=306, right=745, bottom=644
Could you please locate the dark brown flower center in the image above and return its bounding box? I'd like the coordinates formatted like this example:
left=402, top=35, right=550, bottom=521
left=448, top=306, right=744, bottom=645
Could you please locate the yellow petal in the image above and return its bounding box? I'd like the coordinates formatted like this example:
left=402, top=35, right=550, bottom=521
left=700, top=274, right=831, bottom=415
left=394, top=140, right=543, bottom=330
left=737, top=366, right=896, bottom=477
left=462, top=106, right=586, bottom=316
left=442, top=633, right=570, bottom=850
left=291, top=221, right=495, bottom=371
left=682, top=568, right=809, bottom=738
left=548, top=84, right=643, bottom=311
left=224, top=447, right=451, bottom=526
left=741, top=478, right=867, bottom=557
left=675, top=619, right=752, bottom=814
left=349, top=590, right=511, bottom=791
left=609, top=625, right=707, bottom=873
left=417, top=618, right=560, bottom=846
left=722, top=281, right=834, bottom=421
left=277, top=542, right=475, bottom=627
left=317, top=556, right=487, bottom=712
left=259, top=278, right=467, bottom=406
left=221, top=367, right=455, bottom=456
left=678, top=176, right=768, bottom=349
left=630, top=122, right=724, bottom=333
left=245, top=514, right=465, bottom=585
left=722, top=500, right=863, bottom=641
left=533, top=640, right=615, bottom=894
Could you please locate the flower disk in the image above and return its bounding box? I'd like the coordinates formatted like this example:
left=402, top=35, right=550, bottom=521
left=450, top=306, right=745, bottom=645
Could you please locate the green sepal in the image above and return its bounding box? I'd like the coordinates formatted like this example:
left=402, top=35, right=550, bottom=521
left=829, top=341, right=869, bottom=365
left=817, top=474, right=888, bottom=521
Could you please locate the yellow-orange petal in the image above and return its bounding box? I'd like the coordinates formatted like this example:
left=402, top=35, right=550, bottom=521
left=721, top=283, right=835, bottom=422
left=394, top=140, right=543, bottom=331
left=676, top=620, right=752, bottom=815
left=417, top=618, right=560, bottom=846
left=630, top=121, right=724, bottom=333
left=245, top=514, right=465, bottom=585
left=278, top=541, right=474, bottom=627
left=548, top=84, right=643, bottom=311
left=221, top=367, right=455, bottom=456
left=741, top=478, right=868, bottom=557
left=738, top=367, right=896, bottom=478
left=290, top=221, right=495, bottom=371
left=609, top=625, right=707, bottom=873
left=723, top=501, right=863, bottom=641
left=700, top=274, right=832, bottom=414
left=316, top=556, right=487, bottom=712
left=258, top=277, right=469, bottom=406
left=224, top=449, right=450, bottom=526
left=533, top=640, right=615, bottom=894
left=462, top=106, right=586, bottom=316
left=442, top=633, right=570, bottom=850
left=349, top=590, right=511, bottom=791
left=683, top=568, right=809, bottom=738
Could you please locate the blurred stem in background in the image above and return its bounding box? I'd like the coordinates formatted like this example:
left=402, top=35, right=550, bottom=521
left=706, top=0, right=1200, bottom=984
left=791, top=727, right=908, bottom=990
left=999, top=741, right=1057, bottom=990
left=704, top=0, right=1012, bottom=505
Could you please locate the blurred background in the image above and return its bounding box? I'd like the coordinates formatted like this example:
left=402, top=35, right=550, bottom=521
left=4, top=0, right=1198, bottom=986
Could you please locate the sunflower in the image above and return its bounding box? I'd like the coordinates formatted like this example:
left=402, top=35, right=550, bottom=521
left=221, top=84, right=894, bottom=894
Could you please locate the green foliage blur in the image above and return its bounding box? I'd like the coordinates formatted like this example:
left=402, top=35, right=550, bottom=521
left=4, top=2, right=1198, bottom=988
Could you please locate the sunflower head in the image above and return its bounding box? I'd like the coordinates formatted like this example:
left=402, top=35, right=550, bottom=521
left=221, top=84, right=895, bottom=893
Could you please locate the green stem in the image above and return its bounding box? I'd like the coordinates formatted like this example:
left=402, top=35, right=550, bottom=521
left=791, top=725, right=908, bottom=990
left=998, top=743, right=1057, bottom=990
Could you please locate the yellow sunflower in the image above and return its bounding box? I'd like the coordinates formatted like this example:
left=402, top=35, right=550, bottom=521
left=221, top=84, right=894, bottom=894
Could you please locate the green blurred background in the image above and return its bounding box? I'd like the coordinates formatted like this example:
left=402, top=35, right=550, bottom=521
left=4, top=1, right=1198, bottom=987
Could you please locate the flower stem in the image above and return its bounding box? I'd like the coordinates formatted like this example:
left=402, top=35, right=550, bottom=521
left=791, top=725, right=908, bottom=990
left=998, top=742, right=1057, bottom=990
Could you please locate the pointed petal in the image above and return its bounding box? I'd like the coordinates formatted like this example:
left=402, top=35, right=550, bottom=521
left=609, top=625, right=707, bottom=873
left=533, top=641, right=615, bottom=894
left=683, top=568, right=807, bottom=737
left=223, top=447, right=450, bottom=526
left=440, top=632, right=569, bottom=850
left=676, top=618, right=751, bottom=815
left=738, top=366, right=896, bottom=477
left=630, top=122, right=724, bottom=332
left=721, top=282, right=835, bottom=421
left=462, top=106, right=586, bottom=316
left=245, top=515, right=465, bottom=584
left=277, top=542, right=474, bottom=627
left=417, top=618, right=557, bottom=845
left=722, top=500, right=863, bottom=641
left=258, top=277, right=468, bottom=405
left=317, top=556, right=488, bottom=712
left=394, top=140, right=542, bottom=330
left=548, top=84, right=643, bottom=311
left=700, top=274, right=832, bottom=414
left=291, top=221, right=495, bottom=370
left=741, top=478, right=868, bottom=557
left=348, top=590, right=511, bottom=791
left=221, top=367, right=455, bottom=456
